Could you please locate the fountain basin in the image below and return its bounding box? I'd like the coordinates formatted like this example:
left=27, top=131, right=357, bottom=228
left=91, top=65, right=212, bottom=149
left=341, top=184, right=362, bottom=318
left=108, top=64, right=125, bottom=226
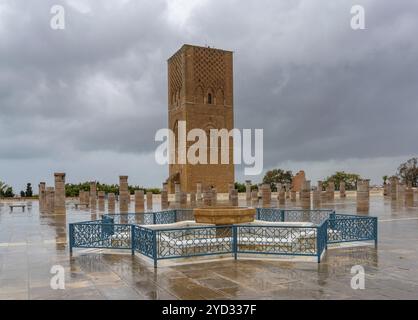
left=193, top=206, right=256, bottom=225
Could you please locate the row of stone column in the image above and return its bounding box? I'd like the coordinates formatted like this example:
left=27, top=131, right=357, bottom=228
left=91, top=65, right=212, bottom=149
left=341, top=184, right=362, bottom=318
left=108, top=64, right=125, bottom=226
left=38, top=173, right=66, bottom=215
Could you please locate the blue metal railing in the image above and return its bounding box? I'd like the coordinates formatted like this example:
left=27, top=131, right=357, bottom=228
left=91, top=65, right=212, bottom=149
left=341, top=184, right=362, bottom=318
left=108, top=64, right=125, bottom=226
left=69, top=208, right=377, bottom=267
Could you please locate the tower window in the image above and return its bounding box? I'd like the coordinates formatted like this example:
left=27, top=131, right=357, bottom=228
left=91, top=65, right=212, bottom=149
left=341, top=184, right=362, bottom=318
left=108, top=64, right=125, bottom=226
left=207, top=93, right=212, bottom=104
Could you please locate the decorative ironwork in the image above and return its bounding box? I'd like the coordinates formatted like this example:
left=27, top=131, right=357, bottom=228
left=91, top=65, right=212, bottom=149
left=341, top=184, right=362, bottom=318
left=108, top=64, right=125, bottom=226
left=328, top=216, right=377, bottom=244
left=155, top=226, right=234, bottom=259
left=132, top=226, right=155, bottom=258
left=70, top=222, right=132, bottom=250
left=70, top=209, right=377, bottom=267
left=236, top=225, right=320, bottom=256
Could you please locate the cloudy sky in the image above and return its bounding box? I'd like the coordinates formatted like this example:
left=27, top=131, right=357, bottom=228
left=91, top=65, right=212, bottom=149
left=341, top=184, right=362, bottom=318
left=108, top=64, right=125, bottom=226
left=1, top=0, right=417, bottom=192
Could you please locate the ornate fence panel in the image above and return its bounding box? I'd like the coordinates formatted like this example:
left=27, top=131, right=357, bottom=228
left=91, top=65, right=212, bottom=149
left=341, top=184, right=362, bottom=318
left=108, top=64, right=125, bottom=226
left=174, top=209, right=195, bottom=222
left=69, top=222, right=132, bottom=253
left=256, top=208, right=282, bottom=222
left=282, top=209, right=334, bottom=224
left=328, top=215, right=377, bottom=245
left=155, top=226, right=234, bottom=260
left=235, top=224, right=326, bottom=262
left=132, top=226, right=155, bottom=259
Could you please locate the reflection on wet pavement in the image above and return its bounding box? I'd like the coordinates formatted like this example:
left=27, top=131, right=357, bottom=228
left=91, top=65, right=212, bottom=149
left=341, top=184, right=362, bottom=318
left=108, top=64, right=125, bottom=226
left=1, top=194, right=418, bottom=300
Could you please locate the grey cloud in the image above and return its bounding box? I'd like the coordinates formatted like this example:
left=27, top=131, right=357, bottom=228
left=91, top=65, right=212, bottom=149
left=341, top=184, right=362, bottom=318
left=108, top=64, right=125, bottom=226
left=0, top=0, right=417, bottom=189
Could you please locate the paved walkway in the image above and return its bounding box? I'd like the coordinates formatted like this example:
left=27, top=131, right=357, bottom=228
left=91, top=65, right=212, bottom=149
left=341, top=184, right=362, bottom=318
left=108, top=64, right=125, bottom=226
left=0, top=196, right=417, bottom=299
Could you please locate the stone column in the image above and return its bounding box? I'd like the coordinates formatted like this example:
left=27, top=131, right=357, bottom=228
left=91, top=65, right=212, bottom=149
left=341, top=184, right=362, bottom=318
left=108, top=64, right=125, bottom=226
left=317, top=181, right=323, bottom=192
left=285, top=183, right=291, bottom=199
left=405, top=183, right=414, bottom=207
left=390, top=177, right=399, bottom=201
left=312, top=186, right=321, bottom=208
left=54, top=173, right=66, bottom=215
left=212, top=188, right=217, bottom=206
left=174, top=183, right=181, bottom=204
left=327, top=182, right=335, bottom=201
left=190, top=192, right=196, bottom=207
left=251, top=189, right=259, bottom=205
left=245, top=180, right=252, bottom=201
left=39, top=182, right=46, bottom=213
left=228, top=184, right=234, bottom=201
left=231, top=189, right=238, bottom=206
left=196, top=183, right=202, bottom=202
left=203, top=187, right=212, bottom=206
left=290, top=189, right=296, bottom=202
left=261, top=184, right=271, bottom=207
left=300, top=180, right=311, bottom=209
left=108, top=193, right=116, bottom=213
left=90, top=181, right=97, bottom=210
left=277, top=184, right=285, bottom=205
left=135, top=190, right=144, bottom=213
left=98, top=191, right=105, bottom=212
left=179, top=192, right=187, bottom=207
left=340, top=181, right=346, bottom=198
left=45, top=187, right=55, bottom=214
left=119, top=176, right=129, bottom=213
left=357, top=179, right=370, bottom=213
left=146, top=191, right=153, bottom=210
left=161, top=189, right=169, bottom=210
left=397, top=183, right=406, bottom=202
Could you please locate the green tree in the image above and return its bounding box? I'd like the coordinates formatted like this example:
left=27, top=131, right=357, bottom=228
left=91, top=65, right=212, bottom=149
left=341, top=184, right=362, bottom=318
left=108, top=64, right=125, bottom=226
left=234, top=182, right=246, bottom=193
left=397, top=157, right=418, bottom=187
left=0, top=181, right=9, bottom=197
left=262, top=169, right=293, bottom=191
left=4, top=186, right=14, bottom=198
left=25, top=183, right=33, bottom=197
left=323, top=171, right=361, bottom=191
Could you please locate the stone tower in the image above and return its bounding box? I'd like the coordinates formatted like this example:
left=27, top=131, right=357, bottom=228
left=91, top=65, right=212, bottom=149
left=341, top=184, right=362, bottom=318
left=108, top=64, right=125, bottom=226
left=167, top=44, right=235, bottom=193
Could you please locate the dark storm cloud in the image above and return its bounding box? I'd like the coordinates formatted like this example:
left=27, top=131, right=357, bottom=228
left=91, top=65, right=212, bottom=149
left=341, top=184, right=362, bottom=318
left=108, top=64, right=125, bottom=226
left=0, top=0, right=417, bottom=188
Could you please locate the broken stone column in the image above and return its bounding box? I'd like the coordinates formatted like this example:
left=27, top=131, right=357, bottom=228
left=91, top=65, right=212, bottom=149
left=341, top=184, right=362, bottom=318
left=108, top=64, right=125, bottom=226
left=196, top=183, right=202, bottom=202
left=134, top=190, right=144, bottom=213
left=203, top=187, right=213, bottom=206
left=390, top=177, right=399, bottom=201
left=90, top=181, right=97, bottom=210
left=397, top=183, right=406, bottom=202
left=119, top=176, right=129, bottom=213
left=212, top=189, right=217, bottom=206
left=231, top=189, right=238, bottom=206
left=161, top=191, right=169, bottom=210
left=290, top=189, right=296, bottom=202
left=245, top=180, right=252, bottom=201
left=54, top=173, right=66, bottom=215
left=312, top=186, right=321, bottom=208
left=357, top=179, right=370, bottom=213
left=292, top=170, right=306, bottom=192
left=146, top=191, right=153, bottom=210
left=285, top=183, right=291, bottom=199
left=39, top=182, right=46, bottom=212
left=277, top=183, right=285, bottom=205
left=174, top=183, right=181, bottom=204
left=261, top=184, right=271, bottom=207
left=190, top=192, right=196, bottom=207
left=98, top=191, right=105, bottom=212
left=327, top=182, right=335, bottom=201
left=45, top=187, right=55, bottom=214
left=405, top=183, right=414, bottom=207
left=251, top=189, right=258, bottom=205
left=228, top=184, right=234, bottom=201
left=179, top=192, right=187, bottom=207
left=108, top=193, right=116, bottom=213
left=300, top=180, right=311, bottom=209
left=340, top=181, right=346, bottom=198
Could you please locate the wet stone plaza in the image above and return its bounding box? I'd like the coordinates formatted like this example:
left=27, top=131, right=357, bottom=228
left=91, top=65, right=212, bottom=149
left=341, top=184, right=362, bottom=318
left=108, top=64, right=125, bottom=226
left=1, top=193, right=418, bottom=300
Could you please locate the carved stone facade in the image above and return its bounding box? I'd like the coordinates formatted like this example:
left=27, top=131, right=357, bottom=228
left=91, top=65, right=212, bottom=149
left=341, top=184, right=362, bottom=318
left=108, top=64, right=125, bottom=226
left=167, top=45, right=234, bottom=193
